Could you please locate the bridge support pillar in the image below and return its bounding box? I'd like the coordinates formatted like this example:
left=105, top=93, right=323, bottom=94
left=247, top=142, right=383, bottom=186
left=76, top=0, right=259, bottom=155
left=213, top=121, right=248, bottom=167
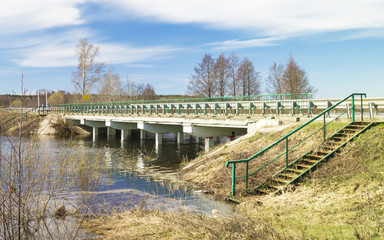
left=107, top=127, right=116, bottom=136
left=177, top=132, right=183, bottom=144
left=92, top=127, right=98, bottom=141
left=140, top=130, right=146, bottom=140
left=205, top=137, right=214, bottom=151
left=121, top=129, right=131, bottom=141
left=155, top=133, right=163, bottom=145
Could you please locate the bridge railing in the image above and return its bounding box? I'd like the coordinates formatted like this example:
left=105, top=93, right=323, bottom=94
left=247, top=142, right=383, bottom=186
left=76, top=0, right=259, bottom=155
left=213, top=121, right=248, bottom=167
left=59, top=93, right=314, bottom=116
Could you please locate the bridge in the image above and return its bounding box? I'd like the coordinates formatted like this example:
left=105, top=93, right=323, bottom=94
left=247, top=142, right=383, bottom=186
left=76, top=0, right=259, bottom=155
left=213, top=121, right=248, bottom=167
left=58, top=93, right=383, bottom=151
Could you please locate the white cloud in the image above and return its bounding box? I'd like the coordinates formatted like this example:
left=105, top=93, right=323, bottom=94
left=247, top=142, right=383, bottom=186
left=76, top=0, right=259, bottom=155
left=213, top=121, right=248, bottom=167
left=208, top=37, right=280, bottom=51
left=0, top=0, right=84, bottom=33
left=11, top=30, right=180, bottom=68
left=99, top=43, right=181, bottom=65
left=95, top=0, right=384, bottom=37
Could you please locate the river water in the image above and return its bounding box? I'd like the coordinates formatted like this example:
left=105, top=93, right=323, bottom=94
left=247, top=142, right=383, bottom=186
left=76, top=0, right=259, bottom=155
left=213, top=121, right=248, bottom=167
left=35, top=133, right=234, bottom=216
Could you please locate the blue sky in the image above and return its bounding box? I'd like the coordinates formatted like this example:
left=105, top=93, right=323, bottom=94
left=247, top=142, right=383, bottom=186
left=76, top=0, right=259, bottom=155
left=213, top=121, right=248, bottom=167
left=1, top=0, right=383, bottom=98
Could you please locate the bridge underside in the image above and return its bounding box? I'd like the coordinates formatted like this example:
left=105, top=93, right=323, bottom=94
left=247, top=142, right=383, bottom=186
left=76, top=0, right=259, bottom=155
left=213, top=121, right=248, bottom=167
left=65, top=115, right=253, bottom=151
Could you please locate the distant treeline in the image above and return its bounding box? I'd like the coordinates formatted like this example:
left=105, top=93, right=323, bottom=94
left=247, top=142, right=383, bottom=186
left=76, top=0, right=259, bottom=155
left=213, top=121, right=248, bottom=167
left=0, top=91, right=192, bottom=108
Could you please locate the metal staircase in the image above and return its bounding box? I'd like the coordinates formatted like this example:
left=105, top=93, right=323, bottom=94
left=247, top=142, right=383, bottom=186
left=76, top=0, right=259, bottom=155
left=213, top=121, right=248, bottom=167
left=255, top=121, right=373, bottom=195
left=225, top=93, right=371, bottom=201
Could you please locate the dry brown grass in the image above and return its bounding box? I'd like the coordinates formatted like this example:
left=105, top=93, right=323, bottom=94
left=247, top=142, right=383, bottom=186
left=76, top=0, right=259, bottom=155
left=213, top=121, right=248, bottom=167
left=84, top=206, right=296, bottom=240
left=240, top=123, right=384, bottom=239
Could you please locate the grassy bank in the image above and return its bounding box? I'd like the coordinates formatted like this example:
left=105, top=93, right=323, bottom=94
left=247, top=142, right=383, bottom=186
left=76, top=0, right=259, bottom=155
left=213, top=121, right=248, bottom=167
left=85, top=121, right=384, bottom=239
left=0, top=110, right=43, bottom=136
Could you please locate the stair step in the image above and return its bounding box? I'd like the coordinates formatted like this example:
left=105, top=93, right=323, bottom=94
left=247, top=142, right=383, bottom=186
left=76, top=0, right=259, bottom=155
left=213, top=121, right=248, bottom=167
left=332, top=136, right=347, bottom=140
left=269, top=185, right=282, bottom=190
left=273, top=178, right=291, bottom=184
left=301, top=159, right=319, bottom=164
left=306, top=154, right=323, bottom=159
left=316, top=150, right=330, bottom=155
left=286, top=168, right=305, bottom=173
left=295, top=164, right=312, bottom=169
left=280, top=173, right=299, bottom=179
left=322, top=145, right=338, bottom=150
left=327, top=141, right=343, bottom=145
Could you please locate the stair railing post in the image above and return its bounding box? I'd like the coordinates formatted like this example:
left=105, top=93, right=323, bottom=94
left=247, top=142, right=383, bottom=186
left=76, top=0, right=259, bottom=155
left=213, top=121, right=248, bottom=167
left=360, top=95, right=363, bottom=121
left=285, top=137, right=289, bottom=168
left=323, top=114, right=326, bottom=141
left=231, top=163, right=236, bottom=196
left=351, top=95, right=355, bottom=122
left=245, top=161, right=249, bottom=189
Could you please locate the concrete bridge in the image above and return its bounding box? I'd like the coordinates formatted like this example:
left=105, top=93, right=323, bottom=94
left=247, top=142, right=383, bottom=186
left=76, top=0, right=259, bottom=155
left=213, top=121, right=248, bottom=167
left=61, top=94, right=384, bottom=150
left=65, top=114, right=257, bottom=151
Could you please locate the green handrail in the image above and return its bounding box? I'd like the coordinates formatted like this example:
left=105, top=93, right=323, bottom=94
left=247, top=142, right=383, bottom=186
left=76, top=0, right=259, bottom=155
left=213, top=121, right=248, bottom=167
left=59, top=93, right=312, bottom=107
left=225, top=93, right=366, bottom=196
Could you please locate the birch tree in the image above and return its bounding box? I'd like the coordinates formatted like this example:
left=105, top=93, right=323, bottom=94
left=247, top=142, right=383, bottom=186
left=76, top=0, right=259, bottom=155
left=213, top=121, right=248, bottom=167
left=72, top=39, right=104, bottom=96
left=99, top=68, right=123, bottom=102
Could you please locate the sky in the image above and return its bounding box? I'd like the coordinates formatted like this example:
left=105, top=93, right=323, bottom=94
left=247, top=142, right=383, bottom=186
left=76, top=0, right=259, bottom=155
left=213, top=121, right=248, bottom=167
left=1, top=0, right=384, bottom=99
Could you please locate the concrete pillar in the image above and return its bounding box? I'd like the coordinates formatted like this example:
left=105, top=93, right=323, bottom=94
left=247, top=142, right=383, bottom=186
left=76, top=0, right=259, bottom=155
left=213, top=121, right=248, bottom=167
left=121, top=129, right=129, bottom=141
left=155, top=133, right=163, bottom=145
left=140, top=130, right=146, bottom=140
left=205, top=137, right=214, bottom=151
left=92, top=127, right=98, bottom=142
left=227, top=136, right=233, bottom=142
left=177, top=132, right=183, bottom=144
left=107, top=127, right=116, bottom=136
left=196, top=136, right=202, bottom=143
left=93, top=127, right=99, bottom=136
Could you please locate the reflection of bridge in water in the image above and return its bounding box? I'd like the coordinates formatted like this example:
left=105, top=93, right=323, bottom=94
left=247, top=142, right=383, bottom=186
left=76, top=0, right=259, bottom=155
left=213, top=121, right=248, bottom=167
left=61, top=93, right=383, bottom=151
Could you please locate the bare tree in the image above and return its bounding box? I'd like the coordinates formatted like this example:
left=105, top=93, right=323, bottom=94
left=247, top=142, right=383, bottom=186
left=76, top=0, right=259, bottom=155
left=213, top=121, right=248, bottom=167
left=228, top=52, right=240, bottom=96
left=187, top=54, right=216, bottom=98
left=99, top=68, right=123, bottom=102
left=281, top=56, right=316, bottom=97
left=266, top=62, right=285, bottom=94
left=72, top=39, right=104, bottom=96
left=237, top=58, right=261, bottom=96
left=214, top=54, right=230, bottom=97
left=142, top=83, right=157, bottom=100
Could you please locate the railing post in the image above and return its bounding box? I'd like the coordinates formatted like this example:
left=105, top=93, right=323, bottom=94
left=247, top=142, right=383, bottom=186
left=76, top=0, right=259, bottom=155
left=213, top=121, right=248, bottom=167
left=231, top=163, right=236, bottom=196
left=360, top=95, right=363, bottom=121
left=285, top=138, right=289, bottom=168
left=323, top=114, right=326, bottom=141
left=351, top=95, right=355, bottom=122
left=245, top=161, right=249, bottom=189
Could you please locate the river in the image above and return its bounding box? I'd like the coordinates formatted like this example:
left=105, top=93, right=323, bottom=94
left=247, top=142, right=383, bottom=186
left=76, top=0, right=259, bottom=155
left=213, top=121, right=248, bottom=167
left=35, top=133, right=234, bottom=216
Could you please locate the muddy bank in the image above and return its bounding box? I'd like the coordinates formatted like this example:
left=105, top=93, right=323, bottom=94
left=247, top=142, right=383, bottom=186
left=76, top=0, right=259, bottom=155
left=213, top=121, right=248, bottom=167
left=37, top=114, right=90, bottom=137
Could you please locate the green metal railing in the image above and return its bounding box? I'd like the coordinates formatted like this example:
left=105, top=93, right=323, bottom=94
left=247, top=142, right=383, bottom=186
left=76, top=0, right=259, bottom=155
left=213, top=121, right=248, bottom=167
left=60, top=93, right=312, bottom=107
left=225, top=93, right=366, bottom=196
left=59, top=93, right=313, bottom=116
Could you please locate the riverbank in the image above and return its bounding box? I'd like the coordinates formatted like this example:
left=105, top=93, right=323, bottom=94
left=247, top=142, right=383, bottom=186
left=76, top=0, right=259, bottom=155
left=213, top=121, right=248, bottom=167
left=1, top=111, right=90, bottom=137
left=85, top=121, right=384, bottom=239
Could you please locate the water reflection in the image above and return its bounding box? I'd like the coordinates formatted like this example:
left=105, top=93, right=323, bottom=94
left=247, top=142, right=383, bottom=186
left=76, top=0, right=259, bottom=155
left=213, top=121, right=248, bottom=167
left=38, top=135, right=234, bottom=216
